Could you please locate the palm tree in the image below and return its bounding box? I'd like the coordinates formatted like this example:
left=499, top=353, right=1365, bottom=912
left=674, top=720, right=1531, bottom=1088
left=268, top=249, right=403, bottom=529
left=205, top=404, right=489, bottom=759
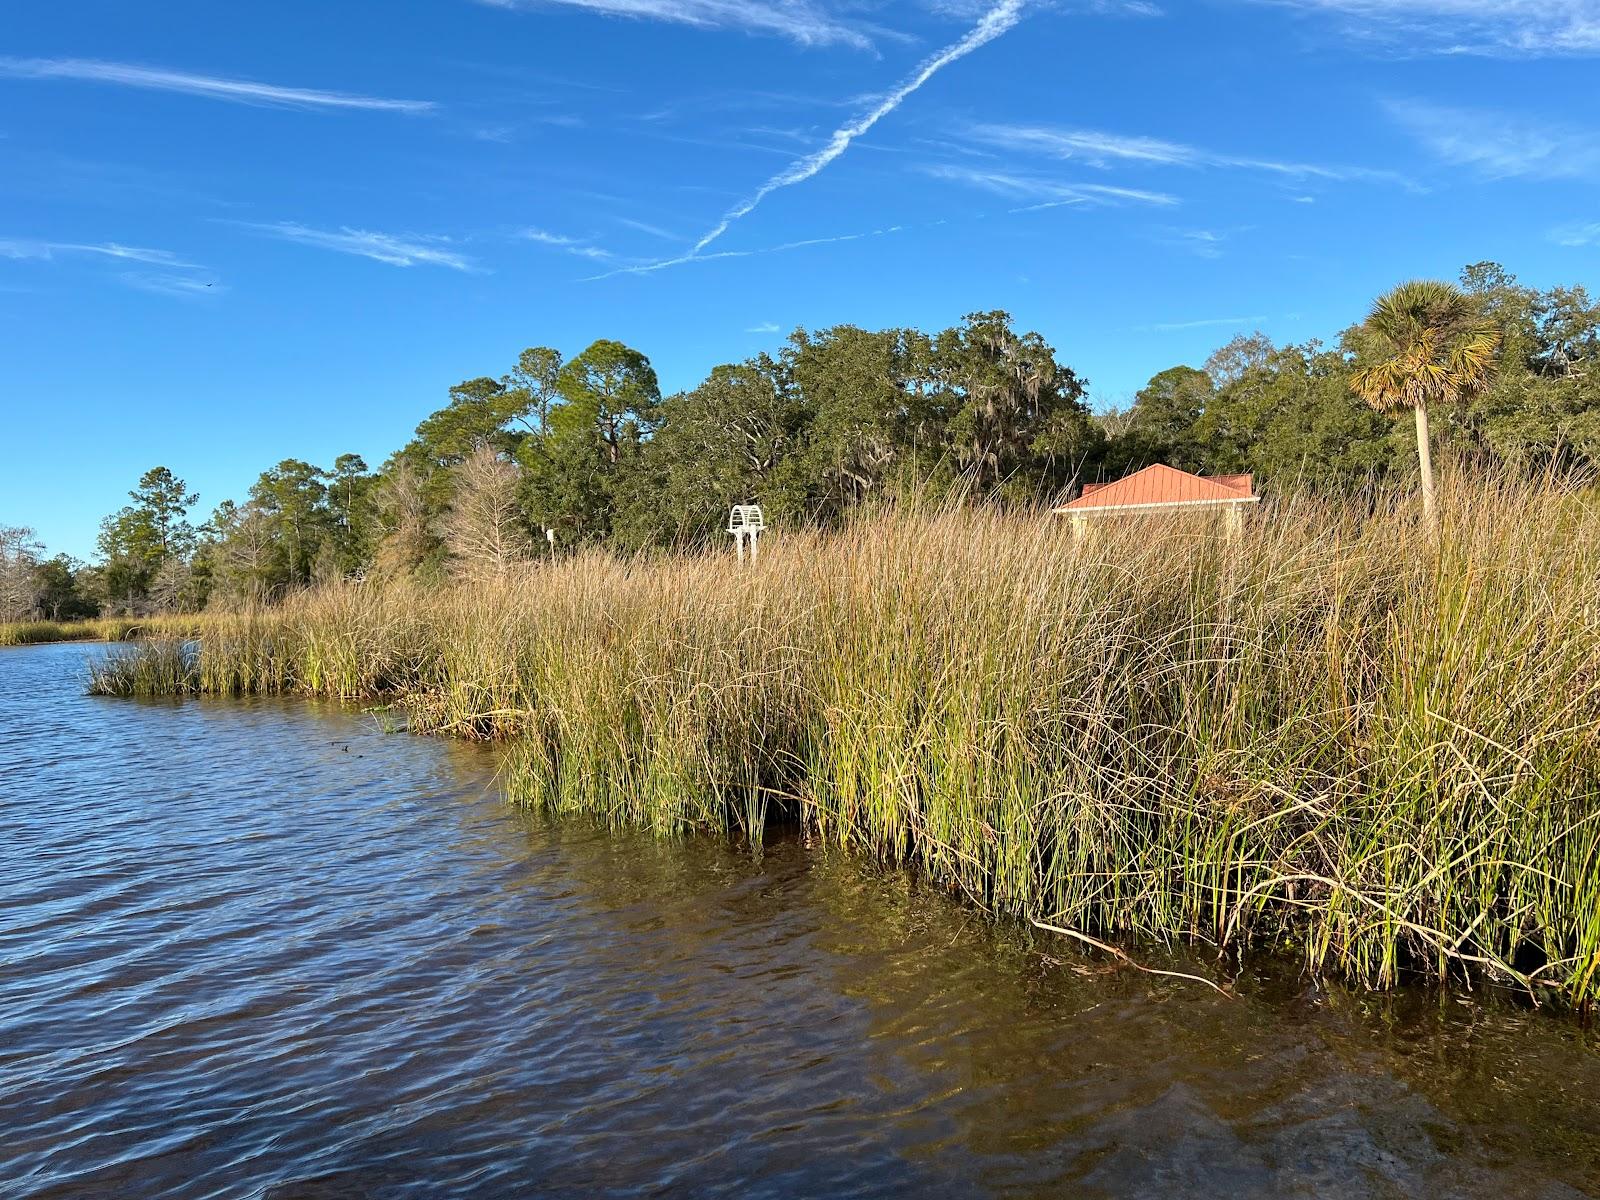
left=1350, top=280, right=1500, bottom=521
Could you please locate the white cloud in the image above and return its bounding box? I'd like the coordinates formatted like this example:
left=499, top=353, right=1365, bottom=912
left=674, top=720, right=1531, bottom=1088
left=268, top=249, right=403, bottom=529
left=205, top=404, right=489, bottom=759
left=85, top=242, right=201, bottom=266
left=586, top=227, right=893, bottom=279
left=0, top=236, right=221, bottom=296
left=615, top=216, right=684, bottom=241
left=1159, top=228, right=1230, bottom=258
left=1551, top=221, right=1600, bottom=246
left=922, top=163, right=1180, bottom=206
left=689, top=0, right=1027, bottom=255
left=1076, top=182, right=1181, bottom=204
left=974, top=125, right=1205, bottom=167
left=746, top=321, right=781, bottom=332
left=522, top=228, right=581, bottom=246
left=0, top=57, right=434, bottom=112
left=1386, top=98, right=1600, bottom=179
left=1150, top=314, right=1269, bottom=331
left=935, top=0, right=1158, bottom=16
left=964, top=122, right=1403, bottom=183
left=476, top=0, right=874, bottom=48
left=1258, top=0, right=1600, bottom=56
left=520, top=227, right=615, bottom=260
left=1008, top=197, right=1089, bottom=213
left=120, top=273, right=223, bottom=298
left=0, top=237, right=204, bottom=268
left=243, top=223, right=477, bottom=270
left=0, top=239, right=52, bottom=260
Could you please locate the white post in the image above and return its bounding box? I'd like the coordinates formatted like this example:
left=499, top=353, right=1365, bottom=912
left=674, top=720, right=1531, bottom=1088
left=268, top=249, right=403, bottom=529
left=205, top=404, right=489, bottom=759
left=1224, top=503, right=1244, bottom=542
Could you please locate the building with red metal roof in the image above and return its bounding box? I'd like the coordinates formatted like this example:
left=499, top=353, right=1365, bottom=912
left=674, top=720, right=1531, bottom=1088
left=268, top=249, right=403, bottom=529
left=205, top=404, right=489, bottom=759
left=1053, top=464, right=1259, bottom=535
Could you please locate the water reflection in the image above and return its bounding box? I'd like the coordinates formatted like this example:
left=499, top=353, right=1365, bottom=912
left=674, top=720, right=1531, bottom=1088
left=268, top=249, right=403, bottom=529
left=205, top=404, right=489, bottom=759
left=1, top=642, right=1596, bottom=1198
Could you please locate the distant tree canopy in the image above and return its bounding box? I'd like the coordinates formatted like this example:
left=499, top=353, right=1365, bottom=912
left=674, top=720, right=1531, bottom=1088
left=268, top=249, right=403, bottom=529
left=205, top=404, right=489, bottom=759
left=95, top=467, right=202, bottom=612
left=1100, top=264, right=1600, bottom=493
left=9, top=263, right=1597, bottom=617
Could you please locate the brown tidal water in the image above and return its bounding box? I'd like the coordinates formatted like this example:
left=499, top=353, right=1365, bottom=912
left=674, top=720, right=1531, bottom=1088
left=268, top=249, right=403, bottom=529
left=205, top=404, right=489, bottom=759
left=3, top=641, right=1600, bottom=1199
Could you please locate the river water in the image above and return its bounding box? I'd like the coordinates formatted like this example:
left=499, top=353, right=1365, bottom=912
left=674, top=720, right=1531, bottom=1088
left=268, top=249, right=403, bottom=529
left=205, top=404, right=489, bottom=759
left=3, top=640, right=1599, bottom=1199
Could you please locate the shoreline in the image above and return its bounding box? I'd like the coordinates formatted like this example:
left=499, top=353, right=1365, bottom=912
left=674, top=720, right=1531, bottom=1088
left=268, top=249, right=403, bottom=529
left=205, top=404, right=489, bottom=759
left=81, top=481, right=1600, bottom=1011
left=0, top=615, right=208, bottom=648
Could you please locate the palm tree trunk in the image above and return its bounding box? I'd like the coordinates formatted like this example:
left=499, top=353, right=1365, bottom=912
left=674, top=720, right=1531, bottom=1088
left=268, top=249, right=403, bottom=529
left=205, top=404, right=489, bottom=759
left=1414, top=403, right=1436, bottom=523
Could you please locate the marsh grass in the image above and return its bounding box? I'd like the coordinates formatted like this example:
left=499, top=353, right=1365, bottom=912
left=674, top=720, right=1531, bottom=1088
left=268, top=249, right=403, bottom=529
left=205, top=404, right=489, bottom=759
left=87, top=474, right=1600, bottom=1007
left=0, top=614, right=210, bottom=647
left=89, top=638, right=201, bottom=696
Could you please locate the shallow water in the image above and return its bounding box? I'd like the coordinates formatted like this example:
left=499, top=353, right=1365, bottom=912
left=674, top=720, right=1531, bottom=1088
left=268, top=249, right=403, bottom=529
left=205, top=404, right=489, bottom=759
left=2, top=640, right=1598, bottom=1199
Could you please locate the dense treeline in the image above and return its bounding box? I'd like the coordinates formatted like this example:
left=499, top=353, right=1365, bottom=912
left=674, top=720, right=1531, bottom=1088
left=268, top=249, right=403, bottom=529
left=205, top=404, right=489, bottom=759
left=4, top=261, right=1596, bottom=618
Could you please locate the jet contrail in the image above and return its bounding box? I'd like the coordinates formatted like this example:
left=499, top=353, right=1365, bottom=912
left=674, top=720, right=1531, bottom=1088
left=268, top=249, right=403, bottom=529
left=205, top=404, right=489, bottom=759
left=689, top=0, right=1026, bottom=256
left=0, top=57, right=434, bottom=113
left=584, top=228, right=892, bottom=281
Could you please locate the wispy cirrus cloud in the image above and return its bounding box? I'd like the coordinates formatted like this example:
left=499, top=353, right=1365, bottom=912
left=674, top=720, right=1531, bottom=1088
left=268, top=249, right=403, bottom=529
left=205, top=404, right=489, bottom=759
left=1150, top=314, right=1269, bottom=331
left=520, top=227, right=615, bottom=260
left=585, top=227, right=899, bottom=279
left=746, top=320, right=781, bottom=332
left=1088, top=0, right=1163, bottom=13
left=631, top=87, right=864, bottom=127
left=120, top=273, right=223, bottom=298
left=0, top=236, right=221, bottom=297
left=239, top=222, right=477, bottom=270
left=932, top=0, right=1159, bottom=19
left=1257, top=0, right=1600, bottom=56
left=1386, top=98, right=1600, bottom=179
left=0, top=57, right=434, bottom=112
left=0, top=238, right=202, bottom=267
left=921, top=163, right=1180, bottom=206
left=1155, top=227, right=1233, bottom=258
left=476, top=0, right=875, bottom=49
left=470, top=113, right=585, bottom=141
left=522, top=229, right=581, bottom=246
left=1551, top=221, right=1600, bottom=246
left=614, top=216, right=684, bottom=241
left=963, top=122, right=1406, bottom=184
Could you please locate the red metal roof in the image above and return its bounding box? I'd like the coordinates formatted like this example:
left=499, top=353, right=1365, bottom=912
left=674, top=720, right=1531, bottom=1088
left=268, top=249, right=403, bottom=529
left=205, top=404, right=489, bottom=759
left=1055, top=464, right=1256, bottom=512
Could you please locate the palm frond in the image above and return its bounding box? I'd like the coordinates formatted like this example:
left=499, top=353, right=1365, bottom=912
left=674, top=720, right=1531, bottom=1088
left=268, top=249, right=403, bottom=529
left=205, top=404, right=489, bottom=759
left=1351, top=280, right=1502, bottom=414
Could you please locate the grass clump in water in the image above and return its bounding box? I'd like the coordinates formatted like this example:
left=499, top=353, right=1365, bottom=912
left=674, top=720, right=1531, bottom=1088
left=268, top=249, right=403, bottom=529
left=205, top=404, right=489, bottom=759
left=86, top=473, right=1600, bottom=1009
left=88, top=639, right=200, bottom=696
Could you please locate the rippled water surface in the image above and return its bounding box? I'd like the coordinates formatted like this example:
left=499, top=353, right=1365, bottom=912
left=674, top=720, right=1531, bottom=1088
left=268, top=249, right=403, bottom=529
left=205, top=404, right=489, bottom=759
left=4, top=641, right=1600, bottom=1198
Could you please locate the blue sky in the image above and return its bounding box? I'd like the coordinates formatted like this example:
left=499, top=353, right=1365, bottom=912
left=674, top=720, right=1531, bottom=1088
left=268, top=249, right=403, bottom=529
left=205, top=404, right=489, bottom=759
left=4, top=0, right=1598, bottom=558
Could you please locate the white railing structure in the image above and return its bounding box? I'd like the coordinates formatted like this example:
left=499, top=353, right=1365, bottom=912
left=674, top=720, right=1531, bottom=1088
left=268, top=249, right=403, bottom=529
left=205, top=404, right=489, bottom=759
left=728, top=504, right=766, bottom=562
